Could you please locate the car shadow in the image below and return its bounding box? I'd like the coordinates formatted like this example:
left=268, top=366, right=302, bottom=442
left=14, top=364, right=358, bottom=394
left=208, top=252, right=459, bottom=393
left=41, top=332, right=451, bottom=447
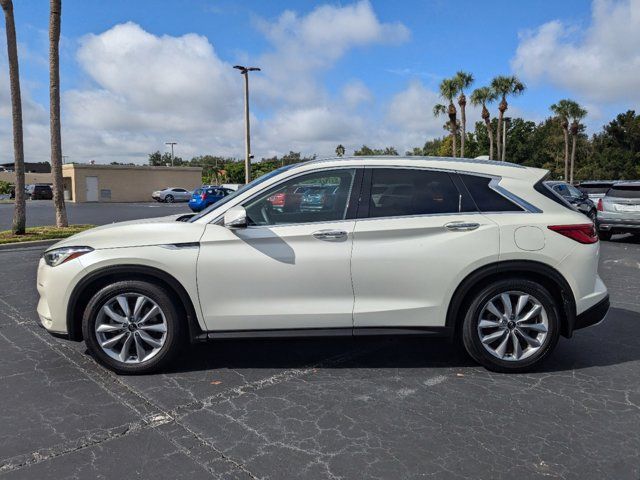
left=609, top=233, right=640, bottom=244
left=149, top=307, right=640, bottom=375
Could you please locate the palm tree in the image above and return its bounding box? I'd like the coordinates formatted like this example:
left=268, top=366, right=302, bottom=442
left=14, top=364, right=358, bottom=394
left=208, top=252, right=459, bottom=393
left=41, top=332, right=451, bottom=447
left=433, top=78, right=459, bottom=157
left=490, top=75, right=525, bottom=161
left=550, top=99, right=573, bottom=181
left=470, top=86, right=498, bottom=160
left=454, top=71, right=474, bottom=158
left=1, top=0, right=25, bottom=234
left=335, top=144, right=345, bottom=157
left=49, top=0, right=67, bottom=227
left=568, top=102, right=587, bottom=184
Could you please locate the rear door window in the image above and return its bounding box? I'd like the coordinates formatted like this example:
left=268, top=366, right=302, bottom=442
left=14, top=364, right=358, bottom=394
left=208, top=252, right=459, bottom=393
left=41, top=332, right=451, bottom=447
left=458, top=174, right=523, bottom=212
left=364, top=169, right=462, bottom=218
left=606, top=185, right=640, bottom=199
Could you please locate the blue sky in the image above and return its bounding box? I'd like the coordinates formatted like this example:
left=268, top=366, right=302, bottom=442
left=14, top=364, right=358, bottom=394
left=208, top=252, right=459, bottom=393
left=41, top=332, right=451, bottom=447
left=1, top=0, right=638, bottom=163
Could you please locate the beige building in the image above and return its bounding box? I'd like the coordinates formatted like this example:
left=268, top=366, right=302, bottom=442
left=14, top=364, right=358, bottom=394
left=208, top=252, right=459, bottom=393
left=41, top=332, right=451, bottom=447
left=62, top=164, right=203, bottom=202
left=0, top=171, right=53, bottom=185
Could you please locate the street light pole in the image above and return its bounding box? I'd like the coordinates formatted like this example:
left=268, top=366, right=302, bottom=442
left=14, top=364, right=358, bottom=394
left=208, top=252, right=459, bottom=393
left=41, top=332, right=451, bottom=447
left=165, top=141, right=177, bottom=167
left=234, top=65, right=260, bottom=184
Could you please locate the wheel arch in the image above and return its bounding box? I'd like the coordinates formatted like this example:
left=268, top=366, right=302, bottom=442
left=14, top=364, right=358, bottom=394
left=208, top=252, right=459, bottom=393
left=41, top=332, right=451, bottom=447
left=446, top=260, right=577, bottom=339
left=67, top=265, right=204, bottom=342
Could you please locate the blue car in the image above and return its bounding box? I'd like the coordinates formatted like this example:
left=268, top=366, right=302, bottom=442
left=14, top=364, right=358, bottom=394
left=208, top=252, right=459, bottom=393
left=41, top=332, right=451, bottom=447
left=188, top=186, right=233, bottom=212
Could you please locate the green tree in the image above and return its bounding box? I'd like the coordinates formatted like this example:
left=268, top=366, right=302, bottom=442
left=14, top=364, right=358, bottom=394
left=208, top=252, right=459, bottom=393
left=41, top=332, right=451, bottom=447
left=550, top=99, right=575, bottom=181
left=470, top=86, right=498, bottom=159
left=1, top=0, right=26, bottom=234
left=433, top=78, right=460, bottom=157
left=454, top=71, right=474, bottom=158
left=491, top=75, right=525, bottom=161
left=354, top=145, right=398, bottom=156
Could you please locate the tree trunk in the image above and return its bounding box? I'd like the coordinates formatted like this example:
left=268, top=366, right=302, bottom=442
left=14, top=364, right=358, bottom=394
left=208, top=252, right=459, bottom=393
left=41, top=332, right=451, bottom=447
left=496, top=97, right=506, bottom=161
left=451, top=123, right=457, bottom=158
left=562, top=122, right=569, bottom=182
left=49, top=0, right=67, bottom=227
left=1, top=0, right=26, bottom=235
left=570, top=130, right=577, bottom=185
left=485, top=119, right=494, bottom=160
left=500, top=99, right=509, bottom=161
left=448, top=103, right=457, bottom=158
left=458, top=94, right=466, bottom=158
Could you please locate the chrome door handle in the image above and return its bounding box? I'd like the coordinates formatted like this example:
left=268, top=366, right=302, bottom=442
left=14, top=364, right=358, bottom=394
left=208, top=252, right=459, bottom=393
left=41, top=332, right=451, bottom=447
left=312, top=229, right=348, bottom=240
left=445, top=221, right=480, bottom=231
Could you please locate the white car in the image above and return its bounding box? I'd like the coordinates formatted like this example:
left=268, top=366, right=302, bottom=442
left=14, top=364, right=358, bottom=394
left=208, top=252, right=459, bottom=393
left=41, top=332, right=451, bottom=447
left=37, top=157, right=609, bottom=374
left=151, top=187, right=192, bottom=203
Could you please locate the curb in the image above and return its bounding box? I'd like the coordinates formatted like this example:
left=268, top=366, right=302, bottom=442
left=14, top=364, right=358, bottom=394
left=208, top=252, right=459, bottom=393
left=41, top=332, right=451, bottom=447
left=0, top=239, right=59, bottom=251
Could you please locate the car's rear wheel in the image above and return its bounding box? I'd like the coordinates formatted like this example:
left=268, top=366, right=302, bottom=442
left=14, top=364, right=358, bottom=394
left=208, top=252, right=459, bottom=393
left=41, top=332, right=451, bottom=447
left=462, top=279, right=560, bottom=373
left=82, top=280, right=183, bottom=374
left=164, top=194, right=174, bottom=203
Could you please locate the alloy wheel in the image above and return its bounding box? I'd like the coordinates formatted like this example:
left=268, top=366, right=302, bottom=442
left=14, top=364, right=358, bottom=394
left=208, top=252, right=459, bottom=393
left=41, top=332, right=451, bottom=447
left=95, top=293, right=168, bottom=364
left=477, top=291, right=549, bottom=361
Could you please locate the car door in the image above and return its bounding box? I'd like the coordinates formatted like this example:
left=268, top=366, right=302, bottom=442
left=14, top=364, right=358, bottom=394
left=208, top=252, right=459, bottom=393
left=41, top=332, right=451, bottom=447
left=351, top=167, right=500, bottom=329
left=197, top=167, right=362, bottom=331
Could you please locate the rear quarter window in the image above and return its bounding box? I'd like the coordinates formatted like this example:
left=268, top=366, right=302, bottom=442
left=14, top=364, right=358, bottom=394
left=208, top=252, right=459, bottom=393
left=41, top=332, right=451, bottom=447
left=607, top=186, right=640, bottom=199
left=458, top=174, right=523, bottom=212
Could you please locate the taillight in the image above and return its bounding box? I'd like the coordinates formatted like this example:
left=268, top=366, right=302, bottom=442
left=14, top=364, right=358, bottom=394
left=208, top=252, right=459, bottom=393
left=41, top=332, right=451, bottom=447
left=548, top=224, right=598, bottom=244
left=597, top=198, right=603, bottom=211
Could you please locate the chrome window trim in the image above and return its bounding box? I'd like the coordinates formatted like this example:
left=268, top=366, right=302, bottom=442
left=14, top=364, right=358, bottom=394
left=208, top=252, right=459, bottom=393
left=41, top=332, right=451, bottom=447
left=208, top=164, right=541, bottom=226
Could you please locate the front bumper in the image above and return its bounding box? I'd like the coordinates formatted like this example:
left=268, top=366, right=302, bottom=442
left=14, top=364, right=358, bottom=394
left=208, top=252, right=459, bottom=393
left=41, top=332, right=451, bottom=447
left=574, top=295, right=610, bottom=331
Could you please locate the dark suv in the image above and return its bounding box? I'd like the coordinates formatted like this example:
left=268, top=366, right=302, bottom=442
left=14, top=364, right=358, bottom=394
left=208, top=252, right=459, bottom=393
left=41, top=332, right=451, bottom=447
left=26, top=184, right=53, bottom=200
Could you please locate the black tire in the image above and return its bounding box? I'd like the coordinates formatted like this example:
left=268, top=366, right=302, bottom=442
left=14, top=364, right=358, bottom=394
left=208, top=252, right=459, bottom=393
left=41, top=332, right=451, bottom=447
left=164, top=194, right=174, bottom=203
left=598, top=230, right=612, bottom=241
left=588, top=209, right=597, bottom=223
left=461, top=279, right=560, bottom=373
left=82, top=280, right=184, bottom=374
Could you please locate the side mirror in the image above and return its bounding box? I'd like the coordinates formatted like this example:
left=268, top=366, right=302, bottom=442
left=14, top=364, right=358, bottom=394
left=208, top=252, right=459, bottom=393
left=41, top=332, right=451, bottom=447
left=224, top=205, right=248, bottom=229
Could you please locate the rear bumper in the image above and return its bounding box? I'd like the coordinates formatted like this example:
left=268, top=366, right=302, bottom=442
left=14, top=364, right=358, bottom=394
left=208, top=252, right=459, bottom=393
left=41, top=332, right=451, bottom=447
left=574, top=295, right=609, bottom=331
left=597, top=215, right=640, bottom=232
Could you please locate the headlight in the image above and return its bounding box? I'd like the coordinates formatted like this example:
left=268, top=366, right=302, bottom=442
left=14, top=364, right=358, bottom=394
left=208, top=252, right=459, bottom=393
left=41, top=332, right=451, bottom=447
left=43, top=246, right=94, bottom=267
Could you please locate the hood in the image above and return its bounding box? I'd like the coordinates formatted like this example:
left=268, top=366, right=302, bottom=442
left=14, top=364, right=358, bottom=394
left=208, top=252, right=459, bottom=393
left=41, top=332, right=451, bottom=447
left=48, top=215, right=206, bottom=251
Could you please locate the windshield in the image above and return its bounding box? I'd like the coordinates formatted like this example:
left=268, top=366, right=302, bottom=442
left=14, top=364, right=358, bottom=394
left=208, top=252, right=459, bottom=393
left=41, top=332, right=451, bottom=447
left=188, top=164, right=299, bottom=222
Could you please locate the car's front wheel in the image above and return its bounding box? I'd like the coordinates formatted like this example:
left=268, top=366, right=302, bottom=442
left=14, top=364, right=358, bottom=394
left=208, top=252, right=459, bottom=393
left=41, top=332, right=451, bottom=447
left=82, top=280, right=183, bottom=374
left=461, top=279, right=560, bottom=373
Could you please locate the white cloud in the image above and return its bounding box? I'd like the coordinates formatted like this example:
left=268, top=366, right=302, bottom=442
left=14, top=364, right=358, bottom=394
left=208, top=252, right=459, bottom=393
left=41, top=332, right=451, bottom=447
left=253, top=0, right=409, bottom=107
left=512, top=0, right=640, bottom=102
left=341, top=80, right=373, bottom=108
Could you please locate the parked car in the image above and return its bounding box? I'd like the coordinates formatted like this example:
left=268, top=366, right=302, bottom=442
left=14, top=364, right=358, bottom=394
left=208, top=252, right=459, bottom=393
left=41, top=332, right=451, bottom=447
left=26, top=184, right=53, bottom=200
left=545, top=181, right=597, bottom=221
left=188, top=186, right=234, bottom=212
left=596, top=181, right=640, bottom=240
left=577, top=181, right=616, bottom=200
left=37, top=157, right=608, bottom=374
left=151, top=187, right=191, bottom=203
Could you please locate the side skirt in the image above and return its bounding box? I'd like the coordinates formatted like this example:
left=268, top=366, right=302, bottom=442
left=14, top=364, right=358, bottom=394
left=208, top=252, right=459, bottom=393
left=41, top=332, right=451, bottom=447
left=199, top=326, right=453, bottom=340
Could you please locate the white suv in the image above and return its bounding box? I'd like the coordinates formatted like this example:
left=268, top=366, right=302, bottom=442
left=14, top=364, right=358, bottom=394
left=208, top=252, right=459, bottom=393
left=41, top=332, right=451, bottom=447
left=37, top=157, right=609, bottom=374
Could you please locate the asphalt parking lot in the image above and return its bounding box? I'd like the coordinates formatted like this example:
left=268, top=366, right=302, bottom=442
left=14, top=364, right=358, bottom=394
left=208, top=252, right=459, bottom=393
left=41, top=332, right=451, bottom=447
left=0, top=235, right=639, bottom=479
left=0, top=201, right=190, bottom=230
